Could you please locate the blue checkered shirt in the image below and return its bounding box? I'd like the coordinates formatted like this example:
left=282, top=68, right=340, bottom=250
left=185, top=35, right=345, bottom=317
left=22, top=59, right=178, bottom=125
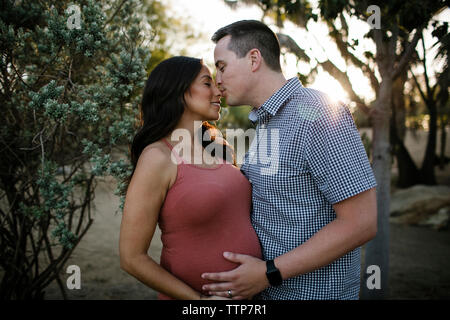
left=240, top=77, right=377, bottom=300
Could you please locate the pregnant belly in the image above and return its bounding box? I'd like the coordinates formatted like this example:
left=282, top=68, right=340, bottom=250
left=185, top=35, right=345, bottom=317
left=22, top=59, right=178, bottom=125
left=159, top=239, right=262, bottom=299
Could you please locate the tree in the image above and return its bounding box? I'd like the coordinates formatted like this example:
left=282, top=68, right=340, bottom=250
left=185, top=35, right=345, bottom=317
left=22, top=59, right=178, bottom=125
left=410, top=22, right=450, bottom=178
left=392, top=21, right=449, bottom=187
left=0, top=0, right=152, bottom=299
left=434, top=23, right=450, bottom=168
left=224, top=0, right=448, bottom=299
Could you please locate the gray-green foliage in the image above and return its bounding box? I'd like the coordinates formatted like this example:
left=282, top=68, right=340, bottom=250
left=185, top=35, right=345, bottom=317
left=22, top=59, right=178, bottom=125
left=0, top=0, right=151, bottom=299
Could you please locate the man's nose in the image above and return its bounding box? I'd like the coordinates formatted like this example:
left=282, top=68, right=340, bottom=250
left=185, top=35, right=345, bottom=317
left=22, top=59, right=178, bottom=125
left=215, top=72, right=222, bottom=85
left=213, top=85, right=221, bottom=97
left=215, top=75, right=224, bottom=93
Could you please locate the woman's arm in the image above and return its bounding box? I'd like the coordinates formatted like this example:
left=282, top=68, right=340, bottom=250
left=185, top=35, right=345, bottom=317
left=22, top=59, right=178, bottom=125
left=119, top=145, right=202, bottom=300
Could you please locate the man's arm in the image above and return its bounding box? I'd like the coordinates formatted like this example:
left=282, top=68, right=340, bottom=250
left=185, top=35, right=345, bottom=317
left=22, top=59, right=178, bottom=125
left=201, top=187, right=377, bottom=299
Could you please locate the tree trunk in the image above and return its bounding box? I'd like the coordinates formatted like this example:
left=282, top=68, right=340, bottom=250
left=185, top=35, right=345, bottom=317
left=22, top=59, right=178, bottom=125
left=392, top=72, right=407, bottom=141
left=420, top=101, right=438, bottom=184
left=440, top=113, right=448, bottom=169
left=390, top=72, right=420, bottom=188
left=361, top=77, right=392, bottom=300
left=390, top=119, right=420, bottom=188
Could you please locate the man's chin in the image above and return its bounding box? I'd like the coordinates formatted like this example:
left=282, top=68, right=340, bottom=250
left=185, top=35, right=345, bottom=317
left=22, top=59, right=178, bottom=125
left=227, top=103, right=247, bottom=108
left=224, top=98, right=241, bottom=107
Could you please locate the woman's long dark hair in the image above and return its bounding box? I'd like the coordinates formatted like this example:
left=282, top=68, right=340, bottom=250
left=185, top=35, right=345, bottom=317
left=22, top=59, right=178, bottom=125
left=124, top=56, right=234, bottom=195
left=131, top=56, right=201, bottom=166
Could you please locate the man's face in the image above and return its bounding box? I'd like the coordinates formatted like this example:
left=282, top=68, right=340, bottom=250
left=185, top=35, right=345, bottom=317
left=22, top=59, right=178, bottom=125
left=214, top=35, right=250, bottom=107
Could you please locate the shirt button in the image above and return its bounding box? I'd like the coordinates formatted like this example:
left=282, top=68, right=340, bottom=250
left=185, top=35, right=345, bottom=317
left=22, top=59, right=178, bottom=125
left=249, top=179, right=252, bottom=184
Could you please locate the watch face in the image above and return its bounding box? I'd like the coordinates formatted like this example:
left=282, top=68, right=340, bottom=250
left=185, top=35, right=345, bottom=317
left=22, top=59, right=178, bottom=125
left=266, top=260, right=282, bottom=286
left=267, top=269, right=282, bottom=286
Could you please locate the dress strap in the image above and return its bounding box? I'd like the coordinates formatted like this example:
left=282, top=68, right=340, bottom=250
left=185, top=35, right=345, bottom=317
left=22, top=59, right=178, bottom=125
left=162, top=138, right=183, bottom=164
left=161, top=138, right=174, bottom=150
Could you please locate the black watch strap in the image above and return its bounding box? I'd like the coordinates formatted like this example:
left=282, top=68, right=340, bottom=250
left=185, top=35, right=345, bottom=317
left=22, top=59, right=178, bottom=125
left=266, top=259, right=282, bottom=286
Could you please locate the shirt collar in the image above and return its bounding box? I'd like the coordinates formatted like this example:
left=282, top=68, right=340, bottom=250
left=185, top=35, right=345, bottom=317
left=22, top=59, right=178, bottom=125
left=248, top=77, right=302, bottom=123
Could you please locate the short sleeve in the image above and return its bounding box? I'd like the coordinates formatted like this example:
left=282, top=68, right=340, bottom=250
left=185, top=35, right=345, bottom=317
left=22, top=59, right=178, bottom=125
left=305, top=103, right=377, bottom=204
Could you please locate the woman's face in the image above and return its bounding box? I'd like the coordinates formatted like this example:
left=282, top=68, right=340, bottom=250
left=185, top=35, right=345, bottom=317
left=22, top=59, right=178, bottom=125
left=183, top=65, right=222, bottom=121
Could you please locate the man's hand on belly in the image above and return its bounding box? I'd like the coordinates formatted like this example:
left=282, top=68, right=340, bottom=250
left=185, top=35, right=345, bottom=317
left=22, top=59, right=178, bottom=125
left=201, top=252, right=269, bottom=300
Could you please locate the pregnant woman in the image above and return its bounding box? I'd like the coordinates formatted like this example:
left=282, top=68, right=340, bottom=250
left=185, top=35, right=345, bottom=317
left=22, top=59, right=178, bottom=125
left=119, top=56, right=262, bottom=300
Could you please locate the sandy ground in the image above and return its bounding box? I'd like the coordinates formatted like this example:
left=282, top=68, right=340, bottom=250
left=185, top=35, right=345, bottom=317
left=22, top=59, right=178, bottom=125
left=44, top=128, right=450, bottom=300
left=44, top=177, right=161, bottom=300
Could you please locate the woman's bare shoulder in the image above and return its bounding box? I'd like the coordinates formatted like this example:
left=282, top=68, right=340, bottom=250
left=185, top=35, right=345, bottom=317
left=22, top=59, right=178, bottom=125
left=135, top=140, right=175, bottom=175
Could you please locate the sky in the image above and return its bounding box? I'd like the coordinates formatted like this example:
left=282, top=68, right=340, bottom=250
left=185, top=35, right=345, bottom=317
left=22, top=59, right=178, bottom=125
left=164, top=0, right=449, bottom=106
left=164, top=0, right=263, bottom=63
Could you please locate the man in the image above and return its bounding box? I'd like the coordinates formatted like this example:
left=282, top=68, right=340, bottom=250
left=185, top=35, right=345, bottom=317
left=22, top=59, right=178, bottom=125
left=201, top=20, right=377, bottom=300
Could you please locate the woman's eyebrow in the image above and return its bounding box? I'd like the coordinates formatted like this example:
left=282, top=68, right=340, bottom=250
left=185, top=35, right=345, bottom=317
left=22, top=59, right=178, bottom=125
left=201, top=75, right=212, bottom=80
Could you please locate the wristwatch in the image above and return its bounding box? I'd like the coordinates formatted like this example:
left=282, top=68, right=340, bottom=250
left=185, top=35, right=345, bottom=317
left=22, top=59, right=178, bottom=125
left=266, top=259, right=282, bottom=286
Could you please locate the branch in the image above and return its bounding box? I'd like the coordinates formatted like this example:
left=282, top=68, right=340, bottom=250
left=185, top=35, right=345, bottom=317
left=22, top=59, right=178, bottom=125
left=276, top=33, right=310, bottom=63
left=389, top=24, right=399, bottom=60
left=277, top=29, right=371, bottom=115
left=19, top=125, right=58, bottom=152
left=393, top=27, right=424, bottom=79
left=420, top=33, right=432, bottom=95
left=318, top=60, right=371, bottom=115
left=0, top=136, right=26, bottom=169
left=327, top=20, right=380, bottom=92
left=105, top=0, right=127, bottom=25
left=373, top=29, right=386, bottom=58
left=409, top=68, right=427, bottom=104
left=10, top=60, right=32, bottom=90
left=43, top=231, right=68, bottom=299
left=33, top=46, right=62, bottom=91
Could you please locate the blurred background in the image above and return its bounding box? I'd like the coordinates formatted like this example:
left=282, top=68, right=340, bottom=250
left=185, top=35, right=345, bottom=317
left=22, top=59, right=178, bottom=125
left=0, top=0, right=449, bottom=300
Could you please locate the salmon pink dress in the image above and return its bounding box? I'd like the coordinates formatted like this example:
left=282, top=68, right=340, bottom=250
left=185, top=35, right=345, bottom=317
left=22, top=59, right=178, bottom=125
left=157, top=138, right=262, bottom=300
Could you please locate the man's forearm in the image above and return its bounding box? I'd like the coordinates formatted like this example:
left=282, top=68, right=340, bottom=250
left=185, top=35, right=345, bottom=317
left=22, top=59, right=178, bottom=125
left=275, top=215, right=376, bottom=280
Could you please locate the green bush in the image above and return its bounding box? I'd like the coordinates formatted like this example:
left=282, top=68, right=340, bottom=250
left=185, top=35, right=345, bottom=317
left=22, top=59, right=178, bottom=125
left=0, top=0, right=150, bottom=299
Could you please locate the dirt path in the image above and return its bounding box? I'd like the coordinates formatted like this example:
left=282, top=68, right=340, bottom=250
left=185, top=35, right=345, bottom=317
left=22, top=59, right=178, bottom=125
left=45, top=178, right=161, bottom=300
left=388, top=223, right=450, bottom=299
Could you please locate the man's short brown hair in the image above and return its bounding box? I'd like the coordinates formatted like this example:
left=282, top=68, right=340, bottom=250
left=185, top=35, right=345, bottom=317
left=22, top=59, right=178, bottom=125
left=211, top=20, right=282, bottom=72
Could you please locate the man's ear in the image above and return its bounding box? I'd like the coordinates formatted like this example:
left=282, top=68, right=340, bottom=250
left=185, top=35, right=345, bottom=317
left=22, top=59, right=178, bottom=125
left=248, top=48, right=262, bottom=72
